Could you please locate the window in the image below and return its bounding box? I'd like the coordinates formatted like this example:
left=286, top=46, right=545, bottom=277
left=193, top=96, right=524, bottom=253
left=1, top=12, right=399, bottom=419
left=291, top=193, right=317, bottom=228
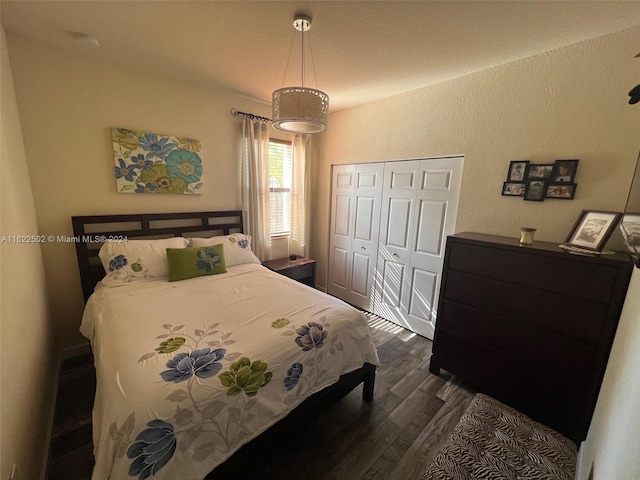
left=269, top=139, right=292, bottom=237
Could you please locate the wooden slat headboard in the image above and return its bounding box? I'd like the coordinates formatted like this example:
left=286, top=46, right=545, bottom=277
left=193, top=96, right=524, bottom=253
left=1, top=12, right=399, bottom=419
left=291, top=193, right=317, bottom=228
left=71, top=210, right=243, bottom=302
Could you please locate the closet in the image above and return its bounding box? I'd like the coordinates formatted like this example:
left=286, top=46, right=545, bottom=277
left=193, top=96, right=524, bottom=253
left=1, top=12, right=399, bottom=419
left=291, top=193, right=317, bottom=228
left=328, top=157, right=464, bottom=338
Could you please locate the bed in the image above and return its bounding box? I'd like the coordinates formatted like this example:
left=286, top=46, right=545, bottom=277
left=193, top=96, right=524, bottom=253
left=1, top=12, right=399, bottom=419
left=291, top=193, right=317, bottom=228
left=72, top=211, right=379, bottom=480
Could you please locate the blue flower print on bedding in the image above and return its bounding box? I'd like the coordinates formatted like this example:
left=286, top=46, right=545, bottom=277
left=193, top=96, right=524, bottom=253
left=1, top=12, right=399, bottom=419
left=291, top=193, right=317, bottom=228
left=295, top=322, right=328, bottom=351
left=238, top=239, right=249, bottom=249
left=160, top=348, right=226, bottom=383
left=109, top=254, right=128, bottom=272
left=196, top=247, right=222, bottom=273
left=284, top=362, right=304, bottom=390
left=127, top=419, right=176, bottom=480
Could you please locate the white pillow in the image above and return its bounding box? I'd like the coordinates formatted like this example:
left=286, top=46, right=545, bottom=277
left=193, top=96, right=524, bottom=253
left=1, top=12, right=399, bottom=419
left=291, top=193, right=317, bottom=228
left=98, top=237, right=189, bottom=286
left=190, top=233, right=260, bottom=266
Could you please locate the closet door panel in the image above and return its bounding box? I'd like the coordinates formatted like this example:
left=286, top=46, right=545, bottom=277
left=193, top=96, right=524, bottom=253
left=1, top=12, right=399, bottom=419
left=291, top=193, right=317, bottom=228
left=329, top=163, right=384, bottom=309
left=407, top=267, right=438, bottom=322
left=373, top=160, right=419, bottom=324
left=330, top=247, right=350, bottom=290
left=380, top=259, right=404, bottom=308
left=350, top=252, right=371, bottom=298
left=385, top=198, right=413, bottom=249
left=402, top=157, right=464, bottom=338
left=354, top=197, right=375, bottom=241
left=328, top=166, right=355, bottom=298
left=348, top=163, right=385, bottom=310
left=415, top=200, right=446, bottom=255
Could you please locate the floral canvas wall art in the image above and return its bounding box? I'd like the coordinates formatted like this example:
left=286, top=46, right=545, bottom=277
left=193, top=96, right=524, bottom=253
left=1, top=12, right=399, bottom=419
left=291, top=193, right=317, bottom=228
left=112, top=128, right=204, bottom=194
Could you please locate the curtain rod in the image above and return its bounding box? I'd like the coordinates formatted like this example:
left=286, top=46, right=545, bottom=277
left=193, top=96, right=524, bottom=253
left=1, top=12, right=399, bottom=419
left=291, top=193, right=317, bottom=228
left=230, top=108, right=272, bottom=123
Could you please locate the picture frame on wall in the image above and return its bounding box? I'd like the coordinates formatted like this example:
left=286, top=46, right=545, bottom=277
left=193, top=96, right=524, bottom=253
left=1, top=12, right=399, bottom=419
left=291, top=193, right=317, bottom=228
left=523, top=180, right=546, bottom=201
left=552, top=159, right=579, bottom=183
left=502, top=182, right=526, bottom=197
left=563, top=210, right=623, bottom=252
left=506, top=160, right=529, bottom=182
left=546, top=183, right=577, bottom=200
left=527, top=164, right=554, bottom=179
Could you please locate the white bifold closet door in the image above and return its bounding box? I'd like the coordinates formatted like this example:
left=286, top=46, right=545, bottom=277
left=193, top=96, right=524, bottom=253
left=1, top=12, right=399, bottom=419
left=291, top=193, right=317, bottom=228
left=328, top=157, right=463, bottom=339
left=372, top=157, right=463, bottom=339
left=328, top=163, right=385, bottom=311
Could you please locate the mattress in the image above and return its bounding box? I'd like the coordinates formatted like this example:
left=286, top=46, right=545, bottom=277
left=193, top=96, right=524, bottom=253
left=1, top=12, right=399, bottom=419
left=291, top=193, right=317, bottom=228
left=81, top=263, right=380, bottom=480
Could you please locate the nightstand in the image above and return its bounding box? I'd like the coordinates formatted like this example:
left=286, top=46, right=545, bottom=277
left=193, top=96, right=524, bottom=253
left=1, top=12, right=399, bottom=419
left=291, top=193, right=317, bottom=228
left=262, top=256, right=316, bottom=287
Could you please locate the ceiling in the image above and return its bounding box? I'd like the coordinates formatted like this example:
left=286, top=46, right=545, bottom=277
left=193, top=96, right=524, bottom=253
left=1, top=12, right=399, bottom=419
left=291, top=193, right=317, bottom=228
left=2, top=1, right=640, bottom=112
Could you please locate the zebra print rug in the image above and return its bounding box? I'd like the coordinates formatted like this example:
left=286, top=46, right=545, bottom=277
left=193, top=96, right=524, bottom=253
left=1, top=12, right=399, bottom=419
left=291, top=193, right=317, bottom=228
left=422, top=393, right=577, bottom=480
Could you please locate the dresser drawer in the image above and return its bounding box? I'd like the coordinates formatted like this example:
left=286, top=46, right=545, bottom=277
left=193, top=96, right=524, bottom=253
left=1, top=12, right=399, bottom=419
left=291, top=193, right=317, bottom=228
left=447, top=242, right=619, bottom=303
left=438, top=300, right=598, bottom=381
left=442, top=270, right=607, bottom=343
left=432, top=330, right=586, bottom=441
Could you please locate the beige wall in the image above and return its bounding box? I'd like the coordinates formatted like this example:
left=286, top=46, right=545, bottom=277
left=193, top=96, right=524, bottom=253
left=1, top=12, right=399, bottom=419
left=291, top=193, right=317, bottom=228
left=7, top=33, right=278, bottom=349
left=1, top=27, right=54, bottom=480
left=314, top=26, right=640, bottom=288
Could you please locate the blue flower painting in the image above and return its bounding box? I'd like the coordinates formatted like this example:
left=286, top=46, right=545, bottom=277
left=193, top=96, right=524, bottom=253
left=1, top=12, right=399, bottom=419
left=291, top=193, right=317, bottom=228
left=112, top=128, right=204, bottom=194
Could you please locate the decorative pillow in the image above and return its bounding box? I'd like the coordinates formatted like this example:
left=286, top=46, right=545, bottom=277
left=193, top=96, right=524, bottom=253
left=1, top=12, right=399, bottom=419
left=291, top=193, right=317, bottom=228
left=166, top=245, right=227, bottom=282
left=98, top=237, right=189, bottom=286
left=189, top=233, right=260, bottom=266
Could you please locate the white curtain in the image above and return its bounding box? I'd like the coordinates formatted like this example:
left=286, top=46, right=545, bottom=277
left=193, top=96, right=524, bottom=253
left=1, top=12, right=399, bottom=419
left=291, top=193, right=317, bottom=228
left=241, top=117, right=271, bottom=261
left=290, top=134, right=311, bottom=258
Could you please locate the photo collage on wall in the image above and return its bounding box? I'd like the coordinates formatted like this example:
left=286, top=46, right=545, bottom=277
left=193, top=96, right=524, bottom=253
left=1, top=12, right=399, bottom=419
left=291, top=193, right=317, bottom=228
left=502, top=159, right=578, bottom=201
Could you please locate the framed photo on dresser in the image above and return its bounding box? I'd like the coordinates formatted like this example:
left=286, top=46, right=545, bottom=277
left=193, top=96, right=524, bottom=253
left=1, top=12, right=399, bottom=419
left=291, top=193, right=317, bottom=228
left=563, top=210, right=623, bottom=251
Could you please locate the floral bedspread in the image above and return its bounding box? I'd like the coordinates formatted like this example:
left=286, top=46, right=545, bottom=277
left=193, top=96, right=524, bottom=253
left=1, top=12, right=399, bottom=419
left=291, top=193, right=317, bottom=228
left=80, top=264, right=380, bottom=480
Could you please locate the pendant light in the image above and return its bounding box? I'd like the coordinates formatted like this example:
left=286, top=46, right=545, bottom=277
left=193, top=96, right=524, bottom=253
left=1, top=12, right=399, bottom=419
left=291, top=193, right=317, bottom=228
left=272, top=14, right=329, bottom=134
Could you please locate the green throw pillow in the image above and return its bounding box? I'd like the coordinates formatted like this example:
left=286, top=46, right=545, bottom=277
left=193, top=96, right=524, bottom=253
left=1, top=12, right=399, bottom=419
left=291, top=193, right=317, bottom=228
left=166, top=244, right=227, bottom=282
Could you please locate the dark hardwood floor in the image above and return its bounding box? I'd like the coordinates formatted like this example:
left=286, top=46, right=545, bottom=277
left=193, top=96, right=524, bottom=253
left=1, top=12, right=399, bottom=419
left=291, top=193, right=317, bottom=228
left=48, top=315, right=475, bottom=480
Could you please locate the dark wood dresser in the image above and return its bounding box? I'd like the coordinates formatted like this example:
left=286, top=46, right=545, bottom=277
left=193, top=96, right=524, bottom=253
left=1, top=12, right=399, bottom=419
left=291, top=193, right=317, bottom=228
left=430, top=232, right=633, bottom=443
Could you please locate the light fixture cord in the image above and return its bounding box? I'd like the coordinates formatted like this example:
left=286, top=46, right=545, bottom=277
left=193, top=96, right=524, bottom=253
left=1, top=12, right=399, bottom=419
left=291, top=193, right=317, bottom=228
left=301, top=22, right=305, bottom=87
left=280, top=28, right=297, bottom=88
left=279, top=17, right=320, bottom=90
left=307, top=30, right=319, bottom=89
